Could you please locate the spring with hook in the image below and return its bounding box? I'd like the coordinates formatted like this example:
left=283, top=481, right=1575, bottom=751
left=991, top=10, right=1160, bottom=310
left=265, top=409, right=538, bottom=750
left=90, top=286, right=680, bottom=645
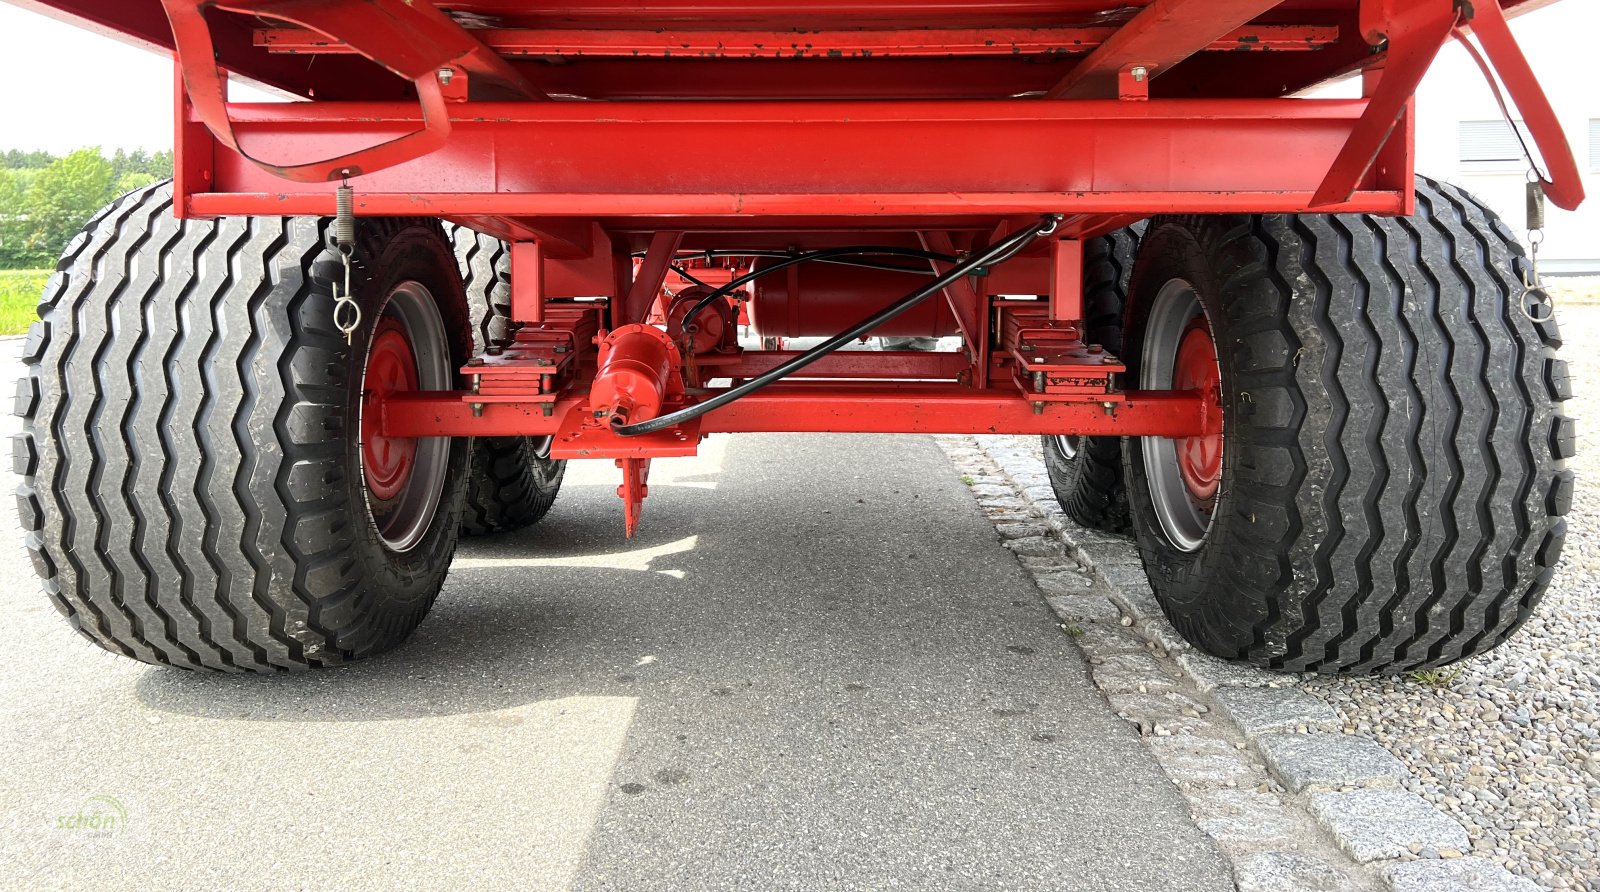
left=332, top=178, right=362, bottom=344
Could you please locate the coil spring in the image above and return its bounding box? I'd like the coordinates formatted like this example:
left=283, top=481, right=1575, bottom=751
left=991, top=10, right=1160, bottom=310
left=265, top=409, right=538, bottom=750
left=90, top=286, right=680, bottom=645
left=334, top=184, right=356, bottom=250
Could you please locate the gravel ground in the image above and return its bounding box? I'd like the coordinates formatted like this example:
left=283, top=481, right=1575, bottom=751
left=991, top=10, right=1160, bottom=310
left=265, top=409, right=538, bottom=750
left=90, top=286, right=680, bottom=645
left=1295, top=303, right=1600, bottom=890
left=1548, top=277, right=1600, bottom=305
left=1014, top=303, right=1600, bottom=889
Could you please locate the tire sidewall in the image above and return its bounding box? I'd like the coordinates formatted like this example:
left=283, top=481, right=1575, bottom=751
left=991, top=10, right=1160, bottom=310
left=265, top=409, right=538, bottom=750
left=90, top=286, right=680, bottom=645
left=1122, top=217, right=1265, bottom=651
left=324, top=223, right=471, bottom=606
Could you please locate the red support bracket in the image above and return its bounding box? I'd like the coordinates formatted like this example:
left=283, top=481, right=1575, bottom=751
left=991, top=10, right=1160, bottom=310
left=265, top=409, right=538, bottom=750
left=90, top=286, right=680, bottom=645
left=1117, top=66, right=1150, bottom=102
left=1045, top=0, right=1282, bottom=99
left=1452, top=0, right=1585, bottom=211
left=1311, top=0, right=1457, bottom=208
left=1050, top=238, right=1084, bottom=323
left=918, top=231, right=989, bottom=387
left=510, top=241, right=545, bottom=326
left=621, top=232, right=685, bottom=327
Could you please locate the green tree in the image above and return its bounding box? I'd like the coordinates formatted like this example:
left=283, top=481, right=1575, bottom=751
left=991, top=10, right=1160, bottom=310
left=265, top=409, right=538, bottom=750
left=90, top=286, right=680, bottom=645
left=148, top=150, right=174, bottom=180
left=0, top=167, right=39, bottom=268
left=21, top=149, right=115, bottom=262
left=0, top=146, right=177, bottom=268
left=2, top=149, right=56, bottom=170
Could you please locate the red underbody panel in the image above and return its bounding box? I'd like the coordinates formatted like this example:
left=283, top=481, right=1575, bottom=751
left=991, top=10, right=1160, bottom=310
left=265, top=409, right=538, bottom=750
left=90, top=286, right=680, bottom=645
left=5, top=0, right=1582, bottom=521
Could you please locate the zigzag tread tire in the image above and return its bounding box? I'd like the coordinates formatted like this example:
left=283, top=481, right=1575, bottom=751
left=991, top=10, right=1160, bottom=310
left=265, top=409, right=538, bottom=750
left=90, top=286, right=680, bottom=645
left=445, top=225, right=567, bottom=537
left=1043, top=223, right=1143, bottom=533
left=1124, top=176, right=1570, bottom=675
left=15, top=183, right=471, bottom=671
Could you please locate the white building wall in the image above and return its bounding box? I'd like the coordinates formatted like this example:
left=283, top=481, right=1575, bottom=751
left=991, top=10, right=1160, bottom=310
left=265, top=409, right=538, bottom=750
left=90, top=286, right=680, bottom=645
left=1413, top=3, right=1600, bottom=272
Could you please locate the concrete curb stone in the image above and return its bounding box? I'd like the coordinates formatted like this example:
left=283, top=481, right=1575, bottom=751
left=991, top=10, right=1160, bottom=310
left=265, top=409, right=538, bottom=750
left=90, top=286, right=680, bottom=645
left=943, top=433, right=1506, bottom=892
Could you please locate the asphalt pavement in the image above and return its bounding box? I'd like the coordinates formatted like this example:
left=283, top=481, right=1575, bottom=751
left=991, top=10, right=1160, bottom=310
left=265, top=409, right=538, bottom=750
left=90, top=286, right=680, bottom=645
left=0, top=338, right=1233, bottom=891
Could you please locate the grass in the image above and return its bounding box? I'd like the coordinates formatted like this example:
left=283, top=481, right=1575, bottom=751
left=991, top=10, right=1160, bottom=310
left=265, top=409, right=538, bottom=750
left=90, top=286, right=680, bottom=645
left=0, top=270, right=48, bottom=335
left=1407, top=666, right=1463, bottom=688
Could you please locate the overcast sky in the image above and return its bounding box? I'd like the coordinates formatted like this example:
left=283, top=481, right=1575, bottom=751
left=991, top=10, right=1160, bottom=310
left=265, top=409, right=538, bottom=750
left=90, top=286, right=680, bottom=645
left=0, top=3, right=273, bottom=153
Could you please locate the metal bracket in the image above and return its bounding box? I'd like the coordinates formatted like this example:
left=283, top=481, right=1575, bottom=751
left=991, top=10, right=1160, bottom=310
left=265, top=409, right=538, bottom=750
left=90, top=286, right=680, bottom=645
left=1451, top=1, right=1585, bottom=211
left=160, top=0, right=543, bottom=182
left=1311, top=0, right=1457, bottom=208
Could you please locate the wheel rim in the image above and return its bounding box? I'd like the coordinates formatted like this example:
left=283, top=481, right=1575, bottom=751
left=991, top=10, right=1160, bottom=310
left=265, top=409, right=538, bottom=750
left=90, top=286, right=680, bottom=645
left=363, top=320, right=420, bottom=501
left=1139, top=278, right=1222, bottom=553
left=1173, top=320, right=1223, bottom=502
left=359, top=281, right=452, bottom=552
left=1053, top=435, right=1080, bottom=460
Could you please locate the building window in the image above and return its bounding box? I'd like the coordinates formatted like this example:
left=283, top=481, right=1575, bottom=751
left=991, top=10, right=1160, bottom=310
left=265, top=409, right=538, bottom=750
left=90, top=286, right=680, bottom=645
left=1458, top=120, right=1531, bottom=173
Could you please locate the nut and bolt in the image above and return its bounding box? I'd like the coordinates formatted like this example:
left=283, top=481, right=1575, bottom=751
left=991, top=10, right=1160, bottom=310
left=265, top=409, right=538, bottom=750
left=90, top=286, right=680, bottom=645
left=1130, top=66, right=1148, bottom=82
left=438, top=68, right=455, bottom=85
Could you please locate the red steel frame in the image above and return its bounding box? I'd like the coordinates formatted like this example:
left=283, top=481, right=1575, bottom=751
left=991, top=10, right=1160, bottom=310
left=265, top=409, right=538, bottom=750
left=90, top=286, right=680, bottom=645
left=11, top=0, right=1587, bottom=452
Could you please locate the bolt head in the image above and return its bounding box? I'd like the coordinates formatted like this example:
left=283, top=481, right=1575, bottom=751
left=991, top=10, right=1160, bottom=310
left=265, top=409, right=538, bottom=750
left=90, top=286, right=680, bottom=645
left=1130, top=66, right=1148, bottom=82
left=438, top=67, right=455, bottom=85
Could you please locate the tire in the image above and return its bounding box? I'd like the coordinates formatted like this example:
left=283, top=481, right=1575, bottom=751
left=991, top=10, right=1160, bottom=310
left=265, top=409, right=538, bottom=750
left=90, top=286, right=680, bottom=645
left=445, top=225, right=567, bottom=536
left=16, top=182, right=472, bottom=671
left=1122, top=176, right=1570, bottom=674
left=460, top=436, right=565, bottom=536
left=1042, top=222, right=1144, bottom=533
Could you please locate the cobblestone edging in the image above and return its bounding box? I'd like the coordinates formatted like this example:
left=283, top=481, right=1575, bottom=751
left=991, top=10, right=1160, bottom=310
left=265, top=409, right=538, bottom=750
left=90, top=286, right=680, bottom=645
left=937, top=434, right=1544, bottom=892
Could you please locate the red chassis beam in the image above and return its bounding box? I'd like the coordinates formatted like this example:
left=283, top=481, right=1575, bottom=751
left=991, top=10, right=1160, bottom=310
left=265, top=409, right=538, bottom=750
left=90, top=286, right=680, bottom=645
left=376, top=387, right=1209, bottom=439
left=179, top=97, right=1411, bottom=224
left=255, top=24, right=1339, bottom=59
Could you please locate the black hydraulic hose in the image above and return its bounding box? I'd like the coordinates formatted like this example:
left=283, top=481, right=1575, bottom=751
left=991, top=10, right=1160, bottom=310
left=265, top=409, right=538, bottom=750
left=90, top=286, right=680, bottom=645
left=613, top=215, right=1061, bottom=437
left=668, top=264, right=710, bottom=288
left=680, top=246, right=962, bottom=333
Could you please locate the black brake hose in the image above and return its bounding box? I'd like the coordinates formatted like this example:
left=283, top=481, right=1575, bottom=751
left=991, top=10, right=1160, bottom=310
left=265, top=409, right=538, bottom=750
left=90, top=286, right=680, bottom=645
left=680, top=246, right=962, bottom=334
left=613, top=215, right=1061, bottom=437
left=669, top=263, right=710, bottom=288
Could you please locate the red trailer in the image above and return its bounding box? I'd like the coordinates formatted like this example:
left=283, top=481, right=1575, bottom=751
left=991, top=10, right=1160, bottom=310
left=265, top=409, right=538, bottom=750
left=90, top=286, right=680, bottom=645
left=5, top=0, right=1584, bottom=674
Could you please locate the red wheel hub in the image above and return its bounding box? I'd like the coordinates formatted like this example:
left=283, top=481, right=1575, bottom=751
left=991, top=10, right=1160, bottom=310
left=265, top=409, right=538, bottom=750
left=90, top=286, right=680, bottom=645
left=1173, top=319, right=1223, bottom=502
left=361, top=318, right=420, bottom=502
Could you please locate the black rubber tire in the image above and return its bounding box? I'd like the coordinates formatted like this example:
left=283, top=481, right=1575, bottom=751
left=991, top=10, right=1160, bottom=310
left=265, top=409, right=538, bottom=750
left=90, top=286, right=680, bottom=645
left=445, top=225, right=567, bottom=536
left=1122, top=176, right=1571, bottom=675
left=1042, top=222, right=1144, bottom=533
left=460, top=436, right=565, bottom=535
left=15, top=182, right=472, bottom=671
